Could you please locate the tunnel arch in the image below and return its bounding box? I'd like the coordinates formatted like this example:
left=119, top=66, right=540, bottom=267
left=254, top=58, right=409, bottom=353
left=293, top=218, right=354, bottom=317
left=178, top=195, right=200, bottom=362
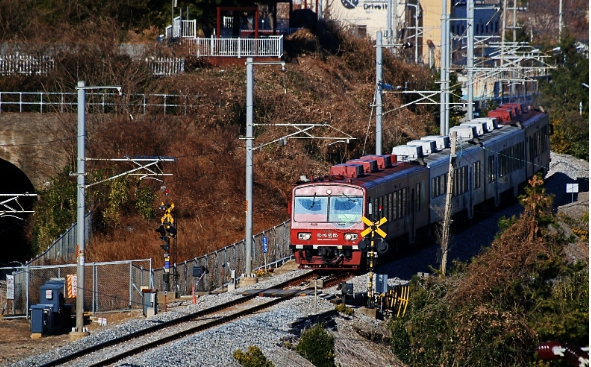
left=0, top=159, right=37, bottom=265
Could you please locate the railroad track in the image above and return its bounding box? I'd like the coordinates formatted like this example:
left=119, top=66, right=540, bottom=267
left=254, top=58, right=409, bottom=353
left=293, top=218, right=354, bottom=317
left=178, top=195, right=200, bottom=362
left=39, top=271, right=353, bottom=367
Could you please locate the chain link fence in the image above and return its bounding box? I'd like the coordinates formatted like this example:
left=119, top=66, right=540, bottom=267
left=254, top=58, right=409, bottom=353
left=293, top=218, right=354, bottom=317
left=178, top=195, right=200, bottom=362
left=28, top=212, right=92, bottom=266
left=1, top=220, right=292, bottom=317
left=154, top=220, right=292, bottom=294
left=1, top=260, right=151, bottom=318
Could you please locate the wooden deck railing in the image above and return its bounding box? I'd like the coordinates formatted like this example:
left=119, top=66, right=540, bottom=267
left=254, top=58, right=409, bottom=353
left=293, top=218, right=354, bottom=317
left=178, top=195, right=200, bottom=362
left=185, top=35, right=284, bottom=58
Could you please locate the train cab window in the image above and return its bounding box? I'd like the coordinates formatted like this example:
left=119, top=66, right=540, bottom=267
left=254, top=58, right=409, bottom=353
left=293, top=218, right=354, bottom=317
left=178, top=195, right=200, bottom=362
left=293, top=195, right=329, bottom=222
left=329, top=196, right=363, bottom=223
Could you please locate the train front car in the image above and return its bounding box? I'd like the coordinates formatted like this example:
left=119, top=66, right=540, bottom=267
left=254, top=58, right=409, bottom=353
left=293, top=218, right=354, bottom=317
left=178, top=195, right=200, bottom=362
left=290, top=182, right=366, bottom=270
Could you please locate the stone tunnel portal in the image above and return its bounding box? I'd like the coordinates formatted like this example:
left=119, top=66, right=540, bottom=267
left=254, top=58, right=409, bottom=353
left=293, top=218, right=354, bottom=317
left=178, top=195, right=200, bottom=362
left=0, top=159, right=37, bottom=266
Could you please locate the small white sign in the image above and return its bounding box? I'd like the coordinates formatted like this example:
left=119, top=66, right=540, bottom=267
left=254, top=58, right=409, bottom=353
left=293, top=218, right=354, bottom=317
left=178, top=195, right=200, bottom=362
left=46, top=289, right=53, bottom=300
left=6, top=275, right=14, bottom=300
left=69, top=274, right=78, bottom=298
left=566, top=183, right=579, bottom=193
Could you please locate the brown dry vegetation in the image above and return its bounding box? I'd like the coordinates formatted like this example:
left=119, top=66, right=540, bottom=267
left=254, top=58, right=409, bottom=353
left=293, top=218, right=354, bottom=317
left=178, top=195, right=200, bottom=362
left=28, top=24, right=437, bottom=267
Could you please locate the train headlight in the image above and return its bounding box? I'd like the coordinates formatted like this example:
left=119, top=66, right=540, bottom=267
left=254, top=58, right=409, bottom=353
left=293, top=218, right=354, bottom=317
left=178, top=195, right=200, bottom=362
left=298, top=232, right=312, bottom=240
left=344, top=233, right=358, bottom=241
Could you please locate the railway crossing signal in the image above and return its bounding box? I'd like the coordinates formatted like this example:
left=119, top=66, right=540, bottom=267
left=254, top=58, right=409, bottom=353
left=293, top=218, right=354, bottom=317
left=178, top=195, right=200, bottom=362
left=361, top=216, right=387, bottom=238
left=157, top=202, right=176, bottom=292
left=360, top=216, right=387, bottom=309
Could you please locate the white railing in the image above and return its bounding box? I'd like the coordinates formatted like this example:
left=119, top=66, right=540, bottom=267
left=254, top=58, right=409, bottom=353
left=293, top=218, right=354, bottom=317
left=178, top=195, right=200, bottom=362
left=0, top=91, right=198, bottom=115
left=1, top=54, right=184, bottom=77
left=146, top=57, right=185, bottom=76
left=165, top=17, right=197, bottom=39
left=186, top=35, right=283, bottom=58
left=0, top=55, right=54, bottom=76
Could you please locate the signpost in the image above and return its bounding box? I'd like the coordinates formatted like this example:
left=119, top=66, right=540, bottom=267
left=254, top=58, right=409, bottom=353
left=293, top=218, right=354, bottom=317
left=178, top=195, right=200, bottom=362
left=360, top=216, right=387, bottom=308
left=566, top=183, right=579, bottom=203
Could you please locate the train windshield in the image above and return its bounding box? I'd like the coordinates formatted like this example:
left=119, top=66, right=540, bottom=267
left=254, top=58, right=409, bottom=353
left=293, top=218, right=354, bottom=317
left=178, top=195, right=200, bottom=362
left=329, top=196, right=363, bottom=223
left=293, top=196, right=329, bottom=222
left=293, top=195, right=363, bottom=223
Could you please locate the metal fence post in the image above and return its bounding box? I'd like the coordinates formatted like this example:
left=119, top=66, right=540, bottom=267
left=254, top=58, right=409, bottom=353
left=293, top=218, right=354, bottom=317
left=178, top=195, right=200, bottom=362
left=129, top=261, right=133, bottom=308
left=25, top=265, right=30, bottom=318
left=92, top=263, right=97, bottom=315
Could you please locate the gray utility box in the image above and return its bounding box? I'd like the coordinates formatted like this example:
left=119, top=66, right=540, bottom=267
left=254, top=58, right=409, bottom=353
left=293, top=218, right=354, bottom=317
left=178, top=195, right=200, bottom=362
left=142, top=289, right=158, bottom=317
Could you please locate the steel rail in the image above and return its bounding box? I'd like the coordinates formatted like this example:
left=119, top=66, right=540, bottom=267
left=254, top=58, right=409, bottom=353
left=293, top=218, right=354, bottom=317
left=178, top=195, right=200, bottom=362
left=38, top=271, right=320, bottom=367
left=90, top=295, right=294, bottom=366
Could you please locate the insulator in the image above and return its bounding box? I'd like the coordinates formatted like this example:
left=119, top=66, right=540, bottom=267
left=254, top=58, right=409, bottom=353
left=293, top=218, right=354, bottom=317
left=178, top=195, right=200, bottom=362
left=538, top=341, right=562, bottom=360
left=564, top=346, right=589, bottom=367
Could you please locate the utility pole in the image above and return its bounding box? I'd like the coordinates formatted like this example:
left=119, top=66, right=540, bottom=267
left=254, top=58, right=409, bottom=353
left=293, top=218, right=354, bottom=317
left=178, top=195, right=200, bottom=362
left=512, top=0, right=517, bottom=42
left=72, top=82, right=172, bottom=337
left=440, top=130, right=457, bottom=277
left=375, top=31, right=383, bottom=155
left=440, top=0, right=450, bottom=135
left=501, top=0, right=507, bottom=102
left=387, top=0, right=393, bottom=45
left=467, top=0, right=474, bottom=120
left=245, top=57, right=254, bottom=277
left=74, top=81, right=87, bottom=336
left=558, top=0, right=563, bottom=41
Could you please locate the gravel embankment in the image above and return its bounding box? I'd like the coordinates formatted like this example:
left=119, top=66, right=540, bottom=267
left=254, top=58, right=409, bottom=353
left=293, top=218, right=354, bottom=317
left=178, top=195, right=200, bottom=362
left=9, top=152, right=587, bottom=367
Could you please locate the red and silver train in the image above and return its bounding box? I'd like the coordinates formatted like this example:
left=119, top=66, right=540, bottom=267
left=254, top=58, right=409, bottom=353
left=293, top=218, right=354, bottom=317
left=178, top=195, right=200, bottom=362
left=289, top=104, right=551, bottom=270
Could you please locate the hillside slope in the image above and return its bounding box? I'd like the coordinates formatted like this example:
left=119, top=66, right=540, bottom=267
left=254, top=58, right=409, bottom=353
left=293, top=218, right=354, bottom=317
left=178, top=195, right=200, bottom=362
left=59, top=25, right=437, bottom=265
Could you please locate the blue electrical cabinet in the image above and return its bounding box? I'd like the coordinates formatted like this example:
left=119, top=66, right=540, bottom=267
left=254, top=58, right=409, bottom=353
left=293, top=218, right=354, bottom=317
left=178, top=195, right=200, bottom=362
left=40, top=280, right=65, bottom=312
left=30, top=279, right=72, bottom=335
left=30, top=304, right=52, bottom=333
